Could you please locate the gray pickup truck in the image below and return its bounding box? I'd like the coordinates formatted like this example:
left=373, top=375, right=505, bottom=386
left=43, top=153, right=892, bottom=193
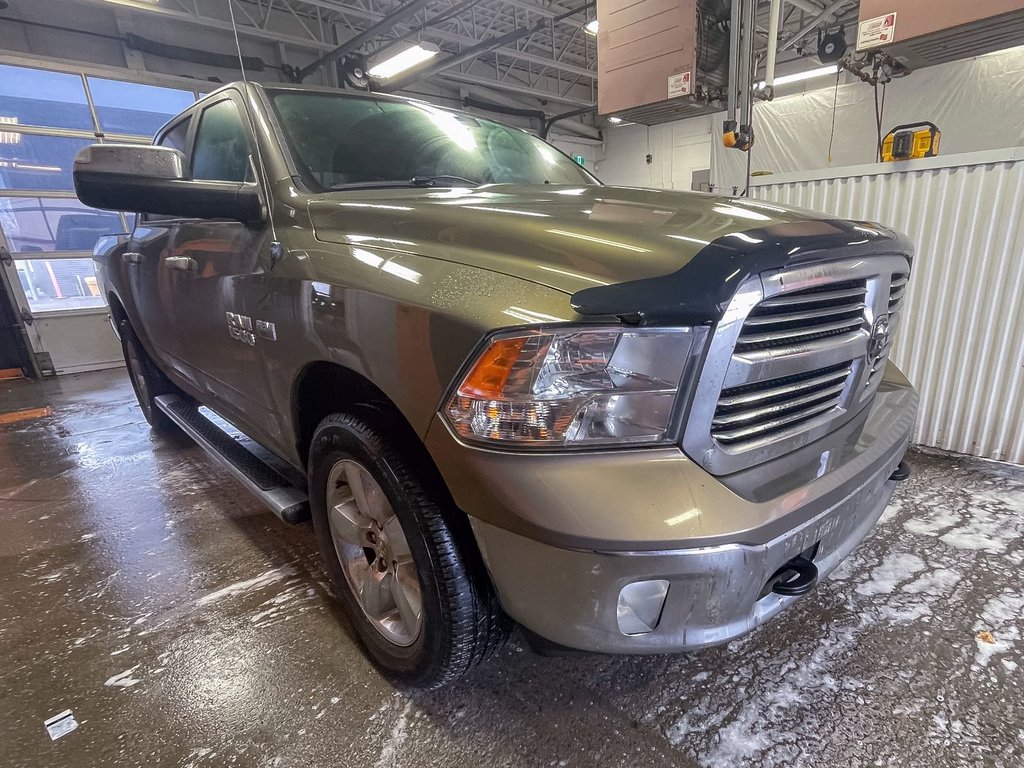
left=74, top=82, right=917, bottom=689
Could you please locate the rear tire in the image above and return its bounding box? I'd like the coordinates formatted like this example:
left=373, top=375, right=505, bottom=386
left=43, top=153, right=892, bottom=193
left=119, top=320, right=185, bottom=434
left=308, top=411, right=508, bottom=689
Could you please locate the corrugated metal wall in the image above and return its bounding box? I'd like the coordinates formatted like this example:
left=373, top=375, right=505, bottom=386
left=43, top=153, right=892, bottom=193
left=751, top=150, right=1024, bottom=465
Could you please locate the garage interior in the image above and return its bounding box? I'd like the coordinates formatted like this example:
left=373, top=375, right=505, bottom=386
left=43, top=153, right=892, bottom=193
left=1, top=0, right=1023, bottom=766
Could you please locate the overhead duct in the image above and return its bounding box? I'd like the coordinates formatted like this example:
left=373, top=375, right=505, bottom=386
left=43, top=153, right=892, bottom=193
left=596, top=0, right=731, bottom=125
left=856, top=0, right=1024, bottom=69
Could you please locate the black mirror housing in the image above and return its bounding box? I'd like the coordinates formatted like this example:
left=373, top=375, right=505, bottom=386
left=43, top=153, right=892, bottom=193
left=73, top=144, right=264, bottom=226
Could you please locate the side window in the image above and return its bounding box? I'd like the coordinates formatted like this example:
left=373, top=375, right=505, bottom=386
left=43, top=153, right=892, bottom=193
left=157, top=118, right=190, bottom=152
left=191, top=99, right=252, bottom=182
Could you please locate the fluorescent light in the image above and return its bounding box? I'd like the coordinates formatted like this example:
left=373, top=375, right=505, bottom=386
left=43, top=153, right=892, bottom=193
left=607, top=116, right=623, bottom=123
left=0, top=116, right=21, bottom=145
left=102, top=0, right=160, bottom=8
left=757, top=64, right=839, bottom=89
left=584, top=19, right=599, bottom=35
left=368, top=42, right=440, bottom=80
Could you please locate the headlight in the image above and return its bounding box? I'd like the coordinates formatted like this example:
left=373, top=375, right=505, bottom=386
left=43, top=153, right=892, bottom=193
left=444, top=325, right=705, bottom=448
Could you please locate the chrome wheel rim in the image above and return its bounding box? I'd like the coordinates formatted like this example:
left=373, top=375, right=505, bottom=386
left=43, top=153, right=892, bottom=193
left=326, top=459, right=423, bottom=647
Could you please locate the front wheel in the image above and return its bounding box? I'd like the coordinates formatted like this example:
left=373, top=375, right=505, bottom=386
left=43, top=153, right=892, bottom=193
left=308, top=411, right=508, bottom=689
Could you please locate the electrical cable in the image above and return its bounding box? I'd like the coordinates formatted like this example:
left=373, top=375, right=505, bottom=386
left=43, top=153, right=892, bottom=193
left=827, top=67, right=840, bottom=163
left=873, top=80, right=882, bottom=163
left=877, top=81, right=888, bottom=161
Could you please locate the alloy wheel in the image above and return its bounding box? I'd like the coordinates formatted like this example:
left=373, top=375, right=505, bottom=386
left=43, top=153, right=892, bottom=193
left=326, top=459, right=423, bottom=646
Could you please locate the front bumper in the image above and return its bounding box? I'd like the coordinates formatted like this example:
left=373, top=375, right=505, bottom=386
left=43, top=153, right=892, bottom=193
left=425, top=366, right=917, bottom=653
left=471, top=468, right=895, bottom=653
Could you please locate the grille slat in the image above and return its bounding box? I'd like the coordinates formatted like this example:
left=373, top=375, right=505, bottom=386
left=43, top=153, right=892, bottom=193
left=712, top=381, right=847, bottom=427
left=712, top=361, right=853, bottom=445
left=713, top=397, right=841, bottom=444
left=742, top=302, right=867, bottom=327
left=736, top=279, right=868, bottom=352
left=757, top=285, right=866, bottom=308
left=717, top=367, right=851, bottom=408
left=888, top=272, right=908, bottom=313
left=737, top=317, right=865, bottom=347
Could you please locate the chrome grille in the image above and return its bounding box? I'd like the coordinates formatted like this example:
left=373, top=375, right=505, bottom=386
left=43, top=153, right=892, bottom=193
left=712, top=362, right=854, bottom=444
left=864, top=271, right=909, bottom=390
left=736, top=280, right=868, bottom=352
left=888, top=272, right=908, bottom=313
left=682, top=256, right=912, bottom=476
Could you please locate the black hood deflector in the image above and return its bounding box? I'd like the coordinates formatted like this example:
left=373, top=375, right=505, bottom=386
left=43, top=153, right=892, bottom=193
left=570, top=219, right=915, bottom=325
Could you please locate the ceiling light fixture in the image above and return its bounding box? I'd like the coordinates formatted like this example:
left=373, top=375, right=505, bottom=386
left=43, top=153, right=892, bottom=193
left=757, top=64, right=839, bottom=90
left=0, top=116, right=21, bottom=145
left=367, top=42, right=441, bottom=80
left=607, top=116, right=623, bottom=123
left=584, top=19, right=599, bottom=36
left=102, top=0, right=161, bottom=8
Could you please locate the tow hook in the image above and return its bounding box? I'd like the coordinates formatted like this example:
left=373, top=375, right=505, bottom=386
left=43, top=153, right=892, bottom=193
left=769, top=556, right=818, bottom=597
left=889, top=460, right=911, bottom=482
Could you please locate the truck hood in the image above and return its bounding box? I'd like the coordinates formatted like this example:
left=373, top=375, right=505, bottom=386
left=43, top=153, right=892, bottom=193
left=308, top=184, right=913, bottom=324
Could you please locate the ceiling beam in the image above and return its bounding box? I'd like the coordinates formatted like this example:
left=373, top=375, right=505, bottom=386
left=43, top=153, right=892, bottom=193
left=300, top=0, right=595, bottom=79
left=438, top=70, right=594, bottom=106
left=66, top=0, right=334, bottom=51
left=297, top=0, right=435, bottom=79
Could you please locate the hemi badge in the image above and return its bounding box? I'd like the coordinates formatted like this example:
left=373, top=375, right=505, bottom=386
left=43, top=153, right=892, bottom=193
left=256, top=320, right=277, bottom=341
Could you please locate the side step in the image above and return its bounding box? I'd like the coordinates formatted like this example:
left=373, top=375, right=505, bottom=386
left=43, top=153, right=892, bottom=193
left=154, top=394, right=309, bottom=523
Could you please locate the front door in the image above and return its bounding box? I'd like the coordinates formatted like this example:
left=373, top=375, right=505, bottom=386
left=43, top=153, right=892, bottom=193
left=128, top=117, right=192, bottom=378
left=168, top=93, right=276, bottom=432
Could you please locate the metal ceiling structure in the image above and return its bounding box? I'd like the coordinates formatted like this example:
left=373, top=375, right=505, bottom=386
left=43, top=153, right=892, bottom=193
left=64, top=0, right=863, bottom=112
left=75, top=0, right=601, bottom=108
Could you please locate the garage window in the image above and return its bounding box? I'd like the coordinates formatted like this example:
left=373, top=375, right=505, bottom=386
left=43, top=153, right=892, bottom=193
left=0, top=63, right=203, bottom=319
left=0, top=64, right=93, bottom=131
left=87, top=77, right=196, bottom=137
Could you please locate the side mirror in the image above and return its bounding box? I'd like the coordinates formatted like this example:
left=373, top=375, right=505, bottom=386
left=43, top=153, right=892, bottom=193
left=73, top=144, right=263, bottom=225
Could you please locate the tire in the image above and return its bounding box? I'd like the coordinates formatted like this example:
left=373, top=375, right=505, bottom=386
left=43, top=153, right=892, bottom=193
left=308, top=411, right=508, bottom=689
left=119, top=319, right=184, bottom=433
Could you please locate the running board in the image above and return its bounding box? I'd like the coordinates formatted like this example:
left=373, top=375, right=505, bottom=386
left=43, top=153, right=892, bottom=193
left=154, top=394, right=309, bottom=524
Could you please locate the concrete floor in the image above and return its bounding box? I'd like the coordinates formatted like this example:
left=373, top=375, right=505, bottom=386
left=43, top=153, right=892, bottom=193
left=2, top=369, right=1023, bottom=768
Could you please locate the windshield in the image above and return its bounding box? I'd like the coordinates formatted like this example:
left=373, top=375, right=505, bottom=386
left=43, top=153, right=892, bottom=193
left=268, top=90, right=596, bottom=191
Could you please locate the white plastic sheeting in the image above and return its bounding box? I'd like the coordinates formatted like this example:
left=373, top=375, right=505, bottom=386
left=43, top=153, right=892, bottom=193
left=713, top=45, right=1024, bottom=191
left=750, top=148, right=1024, bottom=465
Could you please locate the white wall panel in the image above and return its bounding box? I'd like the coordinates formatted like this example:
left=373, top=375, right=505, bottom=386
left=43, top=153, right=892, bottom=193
left=751, top=149, right=1024, bottom=464
left=597, top=116, right=712, bottom=189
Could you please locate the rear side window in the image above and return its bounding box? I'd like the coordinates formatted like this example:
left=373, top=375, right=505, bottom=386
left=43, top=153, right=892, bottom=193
left=191, top=99, right=252, bottom=182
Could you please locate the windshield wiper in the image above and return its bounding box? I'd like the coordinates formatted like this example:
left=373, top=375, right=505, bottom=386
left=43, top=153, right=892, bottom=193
left=331, top=175, right=480, bottom=191
left=409, top=175, right=480, bottom=187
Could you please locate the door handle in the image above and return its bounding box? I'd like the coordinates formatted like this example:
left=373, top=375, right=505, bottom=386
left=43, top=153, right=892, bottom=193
left=122, top=251, right=142, bottom=264
left=164, top=256, right=197, bottom=272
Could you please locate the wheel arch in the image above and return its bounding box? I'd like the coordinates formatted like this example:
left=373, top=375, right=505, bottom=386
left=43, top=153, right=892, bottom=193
left=291, top=360, right=490, bottom=584
left=291, top=361, right=444, bottom=491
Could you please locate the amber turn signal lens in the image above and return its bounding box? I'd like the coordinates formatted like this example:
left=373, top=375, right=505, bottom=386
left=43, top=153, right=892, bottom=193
left=457, top=337, right=527, bottom=398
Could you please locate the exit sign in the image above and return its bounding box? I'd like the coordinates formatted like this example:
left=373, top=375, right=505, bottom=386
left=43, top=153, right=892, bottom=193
left=572, top=154, right=585, bottom=166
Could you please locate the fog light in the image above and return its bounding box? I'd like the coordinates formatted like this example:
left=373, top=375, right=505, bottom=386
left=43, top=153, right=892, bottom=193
left=616, top=579, right=670, bottom=635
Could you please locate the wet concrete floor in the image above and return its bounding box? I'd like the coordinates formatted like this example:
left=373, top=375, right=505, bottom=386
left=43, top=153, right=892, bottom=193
left=2, top=368, right=1023, bottom=768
